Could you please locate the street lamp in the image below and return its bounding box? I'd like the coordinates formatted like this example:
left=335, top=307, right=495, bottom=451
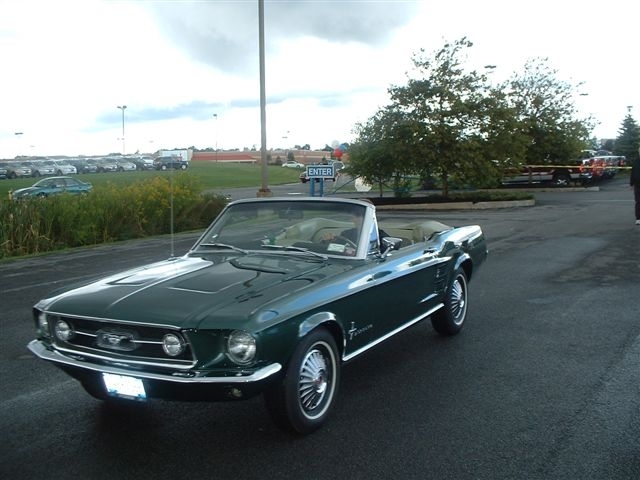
left=117, top=105, right=127, bottom=155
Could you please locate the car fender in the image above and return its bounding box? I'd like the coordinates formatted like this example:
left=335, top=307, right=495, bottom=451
left=297, top=311, right=345, bottom=353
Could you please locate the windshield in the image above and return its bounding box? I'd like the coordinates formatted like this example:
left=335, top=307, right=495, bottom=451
left=194, top=199, right=371, bottom=258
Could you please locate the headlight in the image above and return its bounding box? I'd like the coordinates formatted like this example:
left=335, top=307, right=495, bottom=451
left=162, top=333, right=186, bottom=357
left=37, top=312, right=50, bottom=337
left=54, top=319, right=75, bottom=341
left=227, top=330, right=256, bottom=365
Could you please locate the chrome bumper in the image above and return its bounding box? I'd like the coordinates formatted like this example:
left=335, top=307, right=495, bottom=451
left=27, top=340, right=282, bottom=384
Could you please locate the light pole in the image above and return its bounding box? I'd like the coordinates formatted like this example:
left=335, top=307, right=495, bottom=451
left=117, top=105, right=127, bottom=155
left=213, top=113, right=218, bottom=162
left=257, top=0, right=271, bottom=197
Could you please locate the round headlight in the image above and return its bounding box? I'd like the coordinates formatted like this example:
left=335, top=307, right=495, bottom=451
left=227, top=330, right=256, bottom=365
left=162, top=333, right=186, bottom=357
left=54, top=319, right=75, bottom=342
left=37, top=312, right=50, bottom=336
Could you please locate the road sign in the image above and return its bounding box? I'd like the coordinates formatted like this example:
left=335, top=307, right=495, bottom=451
left=306, top=165, right=335, bottom=179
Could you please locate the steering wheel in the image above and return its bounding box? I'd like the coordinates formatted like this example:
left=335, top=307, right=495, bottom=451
left=331, top=235, right=357, bottom=250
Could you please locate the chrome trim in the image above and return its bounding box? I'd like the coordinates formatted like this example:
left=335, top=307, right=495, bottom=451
left=28, top=340, right=282, bottom=384
left=42, top=311, right=181, bottom=330
left=52, top=343, right=196, bottom=370
left=342, top=303, right=444, bottom=362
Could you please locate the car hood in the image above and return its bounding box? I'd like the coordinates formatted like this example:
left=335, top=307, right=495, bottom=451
left=12, top=187, right=36, bottom=196
left=37, top=254, right=344, bottom=329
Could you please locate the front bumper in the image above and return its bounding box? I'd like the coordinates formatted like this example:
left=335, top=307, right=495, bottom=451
left=28, top=339, right=282, bottom=401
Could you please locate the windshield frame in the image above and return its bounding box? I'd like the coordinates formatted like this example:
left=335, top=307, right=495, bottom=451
left=189, top=197, right=380, bottom=260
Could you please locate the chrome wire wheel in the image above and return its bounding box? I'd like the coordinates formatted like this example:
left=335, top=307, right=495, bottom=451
left=431, top=268, right=469, bottom=336
left=450, top=275, right=467, bottom=326
left=297, top=341, right=336, bottom=420
left=298, top=347, right=329, bottom=414
left=264, top=329, right=340, bottom=434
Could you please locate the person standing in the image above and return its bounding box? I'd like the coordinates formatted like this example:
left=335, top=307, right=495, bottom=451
left=631, top=147, right=640, bottom=225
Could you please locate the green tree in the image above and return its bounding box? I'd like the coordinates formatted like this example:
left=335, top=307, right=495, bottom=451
left=502, top=58, right=593, bottom=165
left=614, top=113, right=640, bottom=160
left=351, top=38, right=519, bottom=196
left=387, top=38, right=504, bottom=196
left=349, top=107, right=420, bottom=196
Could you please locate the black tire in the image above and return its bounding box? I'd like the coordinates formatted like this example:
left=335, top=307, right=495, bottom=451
left=161, top=164, right=168, bottom=171
left=431, top=268, right=468, bottom=335
left=552, top=173, right=571, bottom=187
left=264, top=328, right=340, bottom=434
left=180, top=164, right=187, bottom=170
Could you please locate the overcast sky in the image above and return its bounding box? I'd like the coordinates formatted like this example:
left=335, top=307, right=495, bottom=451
left=0, top=0, right=637, bottom=158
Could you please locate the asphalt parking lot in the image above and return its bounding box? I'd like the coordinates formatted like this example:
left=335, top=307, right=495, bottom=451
left=1, top=175, right=638, bottom=480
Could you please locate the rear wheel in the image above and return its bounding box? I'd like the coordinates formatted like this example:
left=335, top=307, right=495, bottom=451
left=552, top=172, right=571, bottom=187
left=264, top=328, right=340, bottom=434
left=431, top=268, right=468, bottom=335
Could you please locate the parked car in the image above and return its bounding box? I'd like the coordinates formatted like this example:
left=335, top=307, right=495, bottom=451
left=4, top=162, right=33, bottom=179
left=27, top=197, right=487, bottom=434
left=500, top=164, right=581, bottom=187
left=154, top=156, right=188, bottom=170
left=282, top=160, right=304, bottom=168
left=130, top=157, right=155, bottom=170
left=19, top=161, right=55, bottom=177
left=0, top=164, right=7, bottom=179
left=115, top=159, right=137, bottom=172
left=67, top=159, right=99, bottom=174
left=88, top=158, right=118, bottom=173
left=40, top=160, right=77, bottom=175
left=11, top=176, right=92, bottom=199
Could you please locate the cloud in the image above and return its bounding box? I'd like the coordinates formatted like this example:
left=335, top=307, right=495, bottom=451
left=147, top=0, right=419, bottom=74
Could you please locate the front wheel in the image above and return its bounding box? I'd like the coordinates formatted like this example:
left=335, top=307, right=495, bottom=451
left=264, top=328, right=340, bottom=434
left=431, top=268, right=468, bottom=335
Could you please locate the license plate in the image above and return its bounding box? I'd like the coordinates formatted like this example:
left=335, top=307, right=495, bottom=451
left=102, top=373, right=147, bottom=401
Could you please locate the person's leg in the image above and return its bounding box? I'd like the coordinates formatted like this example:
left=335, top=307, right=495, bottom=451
left=635, top=185, right=640, bottom=222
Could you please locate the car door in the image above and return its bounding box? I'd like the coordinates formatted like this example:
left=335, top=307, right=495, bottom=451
left=337, top=246, right=443, bottom=359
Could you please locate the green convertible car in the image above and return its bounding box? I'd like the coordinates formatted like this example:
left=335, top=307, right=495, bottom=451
left=28, top=197, right=487, bottom=434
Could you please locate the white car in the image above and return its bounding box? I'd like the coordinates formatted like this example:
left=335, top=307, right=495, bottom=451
left=282, top=160, right=304, bottom=168
left=42, top=160, right=77, bottom=175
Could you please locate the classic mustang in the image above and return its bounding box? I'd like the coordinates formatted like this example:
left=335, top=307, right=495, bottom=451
left=28, top=197, right=487, bottom=434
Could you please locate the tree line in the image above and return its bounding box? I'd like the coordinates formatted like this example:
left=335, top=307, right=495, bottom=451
left=348, top=38, right=640, bottom=197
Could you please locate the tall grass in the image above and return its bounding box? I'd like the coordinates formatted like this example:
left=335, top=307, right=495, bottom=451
left=0, top=173, right=227, bottom=259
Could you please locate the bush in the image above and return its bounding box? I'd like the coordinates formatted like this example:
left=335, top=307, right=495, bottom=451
left=367, top=190, right=533, bottom=205
left=0, top=175, right=228, bottom=259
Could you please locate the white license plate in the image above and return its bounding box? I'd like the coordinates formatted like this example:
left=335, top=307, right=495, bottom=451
left=102, top=373, right=147, bottom=400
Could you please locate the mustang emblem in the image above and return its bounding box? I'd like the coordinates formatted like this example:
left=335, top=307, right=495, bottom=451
left=96, top=330, right=137, bottom=351
left=347, top=322, right=373, bottom=340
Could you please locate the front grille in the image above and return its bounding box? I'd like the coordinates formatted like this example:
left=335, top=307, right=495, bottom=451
left=46, top=313, right=195, bottom=368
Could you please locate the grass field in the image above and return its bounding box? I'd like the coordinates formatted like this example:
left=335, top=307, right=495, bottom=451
left=0, top=161, right=303, bottom=198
